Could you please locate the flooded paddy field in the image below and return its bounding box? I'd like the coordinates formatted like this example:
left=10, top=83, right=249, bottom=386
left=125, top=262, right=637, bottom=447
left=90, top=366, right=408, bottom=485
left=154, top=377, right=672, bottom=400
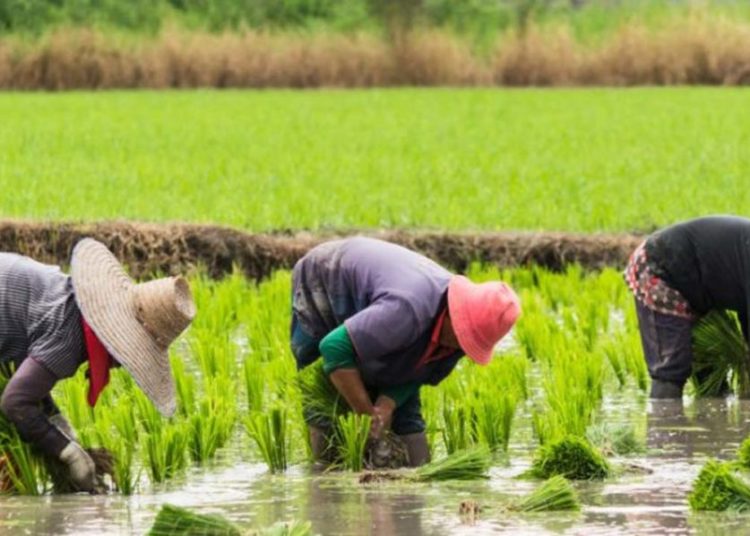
left=3, top=396, right=750, bottom=535
left=3, top=265, right=750, bottom=535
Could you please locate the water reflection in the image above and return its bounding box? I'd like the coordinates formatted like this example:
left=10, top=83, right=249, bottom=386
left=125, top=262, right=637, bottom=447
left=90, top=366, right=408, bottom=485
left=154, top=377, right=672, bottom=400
left=5, top=397, right=750, bottom=534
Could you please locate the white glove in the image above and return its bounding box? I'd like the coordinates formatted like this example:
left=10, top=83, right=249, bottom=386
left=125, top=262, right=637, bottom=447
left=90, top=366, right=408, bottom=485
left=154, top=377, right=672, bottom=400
left=49, top=414, right=78, bottom=442
left=59, top=442, right=96, bottom=492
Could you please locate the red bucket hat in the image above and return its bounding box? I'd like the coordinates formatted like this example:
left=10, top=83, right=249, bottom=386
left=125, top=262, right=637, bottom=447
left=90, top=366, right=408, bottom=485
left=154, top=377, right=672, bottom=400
left=447, top=276, right=521, bottom=365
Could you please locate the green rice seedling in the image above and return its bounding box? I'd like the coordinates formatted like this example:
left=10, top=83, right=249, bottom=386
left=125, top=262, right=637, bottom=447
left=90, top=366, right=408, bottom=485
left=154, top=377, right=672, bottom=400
left=172, top=354, right=196, bottom=418
left=188, top=377, right=237, bottom=464
left=135, top=387, right=164, bottom=436
left=144, top=422, right=189, bottom=484
left=191, top=333, right=239, bottom=380
left=529, top=436, right=610, bottom=480
left=148, top=503, right=313, bottom=536
left=692, top=310, right=750, bottom=398
left=243, top=358, right=265, bottom=412
left=92, top=402, right=139, bottom=494
left=441, top=403, right=477, bottom=455
left=244, top=407, right=288, bottom=473
left=689, top=459, right=750, bottom=512
left=509, top=476, right=581, bottom=512
left=738, top=437, right=750, bottom=469
left=0, top=367, right=47, bottom=495
left=298, top=361, right=348, bottom=424
left=148, top=504, right=242, bottom=536
left=412, top=446, right=491, bottom=482
left=335, top=413, right=371, bottom=472
left=472, top=392, right=518, bottom=453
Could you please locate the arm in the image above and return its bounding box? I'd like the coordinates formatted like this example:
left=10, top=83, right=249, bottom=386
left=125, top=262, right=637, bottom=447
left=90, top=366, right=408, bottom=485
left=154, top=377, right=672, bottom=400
left=0, top=357, right=95, bottom=492
left=320, top=325, right=374, bottom=415
left=0, top=357, right=71, bottom=458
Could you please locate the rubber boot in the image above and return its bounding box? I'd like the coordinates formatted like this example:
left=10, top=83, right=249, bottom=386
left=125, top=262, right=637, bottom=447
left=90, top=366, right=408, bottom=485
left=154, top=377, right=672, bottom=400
left=649, top=379, right=683, bottom=399
left=398, top=432, right=431, bottom=467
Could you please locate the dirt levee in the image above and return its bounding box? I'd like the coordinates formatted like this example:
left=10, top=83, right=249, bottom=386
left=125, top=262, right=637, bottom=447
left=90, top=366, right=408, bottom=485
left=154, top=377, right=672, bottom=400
left=0, top=221, right=643, bottom=280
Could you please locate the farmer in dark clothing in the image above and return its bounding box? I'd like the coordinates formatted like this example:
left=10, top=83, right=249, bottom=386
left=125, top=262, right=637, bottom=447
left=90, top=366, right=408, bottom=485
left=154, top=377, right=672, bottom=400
left=625, top=216, right=750, bottom=398
left=0, top=239, right=195, bottom=492
left=291, top=237, right=521, bottom=466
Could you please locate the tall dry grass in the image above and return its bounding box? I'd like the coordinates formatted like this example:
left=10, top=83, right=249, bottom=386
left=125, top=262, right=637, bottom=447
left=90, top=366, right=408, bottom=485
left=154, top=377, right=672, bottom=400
left=1, top=17, right=749, bottom=89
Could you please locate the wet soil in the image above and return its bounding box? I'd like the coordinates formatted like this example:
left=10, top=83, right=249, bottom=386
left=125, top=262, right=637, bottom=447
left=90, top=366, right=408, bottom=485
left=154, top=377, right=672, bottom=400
left=0, top=220, right=642, bottom=280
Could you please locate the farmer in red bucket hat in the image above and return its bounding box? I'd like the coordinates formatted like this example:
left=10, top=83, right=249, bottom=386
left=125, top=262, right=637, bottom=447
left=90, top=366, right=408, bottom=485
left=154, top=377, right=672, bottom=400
left=0, top=239, right=195, bottom=492
left=291, top=237, right=520, bottom=467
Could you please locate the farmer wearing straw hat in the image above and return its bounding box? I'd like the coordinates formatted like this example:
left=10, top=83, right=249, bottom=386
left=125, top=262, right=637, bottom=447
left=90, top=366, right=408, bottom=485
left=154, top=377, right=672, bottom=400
left=291, top=237, right=520, bottom=467
left=625, top=216, right=750, bottom=399
left=0, top=238, right=195, bottom=492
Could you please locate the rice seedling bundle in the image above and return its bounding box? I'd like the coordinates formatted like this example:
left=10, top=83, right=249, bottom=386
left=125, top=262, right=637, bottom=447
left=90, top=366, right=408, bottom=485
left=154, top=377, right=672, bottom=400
left=689, top=459, right=750, bottom=511
left=412, top=446, right=491, bottom=482
left=145, top=423, right=189, bottom=483
left=692, top=310, right=750, bottom=398
left=509, top=476, right=581, bottom=512
left=148, top=504, right=242, bottom=536
left=530, top=436, right=610, bottom=480
left=334, top=413, right=371, bottom=472
left=148, top=504, right=313, bottom=536
left=244, top=407, right=288, bottom=473
left=298, top=361, right=347, bottom=425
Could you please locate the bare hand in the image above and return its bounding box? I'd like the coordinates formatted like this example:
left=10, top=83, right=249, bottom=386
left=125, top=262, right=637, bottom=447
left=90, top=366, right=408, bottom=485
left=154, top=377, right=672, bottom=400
left=371, top=396, right=396, bottom=439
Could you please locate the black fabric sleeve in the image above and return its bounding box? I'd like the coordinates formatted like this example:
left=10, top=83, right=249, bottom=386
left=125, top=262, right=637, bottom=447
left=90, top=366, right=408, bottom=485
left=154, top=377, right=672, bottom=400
left=0, top=357, right=71, bottom=458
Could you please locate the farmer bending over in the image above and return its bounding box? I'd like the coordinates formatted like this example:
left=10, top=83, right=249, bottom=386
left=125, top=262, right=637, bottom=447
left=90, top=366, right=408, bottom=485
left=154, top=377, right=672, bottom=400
left=291, top=237, right=520, bottom=466
left=0, top=239, right=195, bottom=491
left=625, top=216, right=750, bottom=398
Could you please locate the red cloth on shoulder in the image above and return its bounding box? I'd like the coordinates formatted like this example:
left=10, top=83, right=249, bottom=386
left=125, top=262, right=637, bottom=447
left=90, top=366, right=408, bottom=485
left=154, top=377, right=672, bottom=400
left=81, top=318, right=113, bottom=407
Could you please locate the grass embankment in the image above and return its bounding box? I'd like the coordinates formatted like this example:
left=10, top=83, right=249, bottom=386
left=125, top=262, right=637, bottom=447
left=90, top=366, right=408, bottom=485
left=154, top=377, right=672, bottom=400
left=1, top=89, right=749, bottom=232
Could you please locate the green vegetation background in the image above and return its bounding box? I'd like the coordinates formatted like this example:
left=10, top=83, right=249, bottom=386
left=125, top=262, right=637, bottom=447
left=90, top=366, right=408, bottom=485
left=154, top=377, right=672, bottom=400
left=2, top=0, right=750, bottom=44
left=1, top=88, right=746, bottom=232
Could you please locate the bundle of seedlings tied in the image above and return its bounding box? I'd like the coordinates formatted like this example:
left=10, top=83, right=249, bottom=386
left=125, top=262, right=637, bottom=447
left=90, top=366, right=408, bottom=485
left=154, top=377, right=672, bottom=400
left=688, top=459, right=750, bottom=512
left=148, top=504, right=313, bottom=536
left=359, top=446, right=492, bottom=483
left=528, top=436, right=610, bottom=480
left=691, top=310, right=750, bottom=398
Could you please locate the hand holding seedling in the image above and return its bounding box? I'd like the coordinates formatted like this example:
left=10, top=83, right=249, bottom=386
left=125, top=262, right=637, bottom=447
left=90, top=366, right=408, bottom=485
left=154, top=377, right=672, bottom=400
left=371, top=395, right=396, bottom=439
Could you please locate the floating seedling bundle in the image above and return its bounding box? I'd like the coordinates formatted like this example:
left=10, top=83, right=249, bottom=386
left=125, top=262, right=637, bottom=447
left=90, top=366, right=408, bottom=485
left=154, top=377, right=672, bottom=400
left=359, top=446, right=491, bottom=483
left=688, top=459, right=750, bottom=512
left=509, top=476, right=581, bottom=512
left=529, top=436, right=610, bottom=480
left=148, top=504, right=312, bottom=536
left=692, top=310, right=750, bottom=398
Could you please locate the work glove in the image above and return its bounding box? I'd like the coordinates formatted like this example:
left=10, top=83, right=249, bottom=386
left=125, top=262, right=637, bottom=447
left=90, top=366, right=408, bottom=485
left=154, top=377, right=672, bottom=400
left=59, top=442, right=96, bottom=493
left=49, top=414, right=78, bottom=442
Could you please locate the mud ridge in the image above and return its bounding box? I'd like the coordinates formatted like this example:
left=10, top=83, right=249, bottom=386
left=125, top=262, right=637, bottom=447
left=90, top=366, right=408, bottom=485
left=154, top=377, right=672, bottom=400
left=0, top=220, right=643, bottom=280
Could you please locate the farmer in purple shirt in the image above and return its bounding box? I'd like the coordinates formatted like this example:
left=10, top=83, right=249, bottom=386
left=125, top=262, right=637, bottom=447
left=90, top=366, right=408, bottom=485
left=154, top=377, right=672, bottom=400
left=291, top=237, right=521, bottom=466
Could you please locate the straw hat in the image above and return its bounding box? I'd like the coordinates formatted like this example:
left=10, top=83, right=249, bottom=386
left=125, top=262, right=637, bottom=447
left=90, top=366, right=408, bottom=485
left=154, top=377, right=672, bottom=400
left=447, top=276, right=521, bottom=366
left=70, top=238, right=196, bottom=417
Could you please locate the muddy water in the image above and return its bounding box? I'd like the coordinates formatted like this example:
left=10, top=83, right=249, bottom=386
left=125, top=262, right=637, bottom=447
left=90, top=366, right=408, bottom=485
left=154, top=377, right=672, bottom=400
left=3, top=394, right=750, bottom=535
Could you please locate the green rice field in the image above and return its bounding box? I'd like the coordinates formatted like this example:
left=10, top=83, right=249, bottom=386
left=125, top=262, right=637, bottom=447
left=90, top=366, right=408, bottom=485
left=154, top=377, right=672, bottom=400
left=1, top=88, right=748, bottom=232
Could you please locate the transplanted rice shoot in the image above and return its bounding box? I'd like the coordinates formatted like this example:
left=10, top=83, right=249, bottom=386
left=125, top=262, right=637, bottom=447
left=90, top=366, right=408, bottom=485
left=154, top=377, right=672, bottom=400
left=530, top=436, right=610, bottom=480
left=244, top=407, right=288, bottom=473
left=689, top=459, right=750, bottom=511
left=509, top=476, right=581, bottom=512
left=335, top=413, right=371, bottom=472
left=692, top=310, right=750, bottom=398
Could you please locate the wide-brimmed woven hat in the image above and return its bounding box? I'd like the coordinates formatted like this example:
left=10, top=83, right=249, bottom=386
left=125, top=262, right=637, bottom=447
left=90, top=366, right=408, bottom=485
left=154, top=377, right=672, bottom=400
left=70, top=238, right=196, bottom=417
left=447, top=275, right=521, bottom=366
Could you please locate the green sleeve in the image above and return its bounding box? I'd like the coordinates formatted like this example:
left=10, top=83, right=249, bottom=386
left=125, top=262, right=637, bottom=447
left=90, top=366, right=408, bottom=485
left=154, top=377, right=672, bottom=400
left=319, top=324, right=357, bottom=375
left=380, top=383, right=419, bottom=408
